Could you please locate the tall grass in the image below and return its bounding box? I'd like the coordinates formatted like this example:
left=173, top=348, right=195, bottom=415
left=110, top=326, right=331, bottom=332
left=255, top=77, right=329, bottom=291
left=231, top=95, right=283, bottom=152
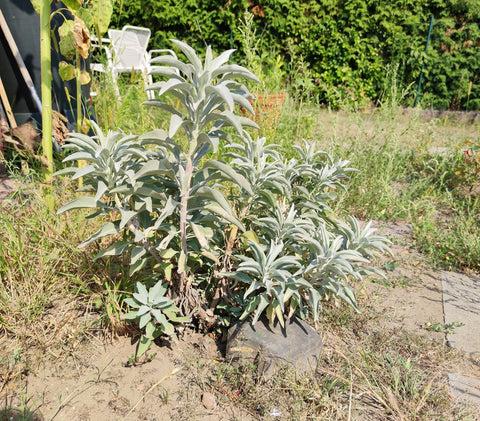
left=0, top=176, right=135, bottom=353
left=90, top=71, right=166, bottom=133
left=273, top=97, right=480, bottom=271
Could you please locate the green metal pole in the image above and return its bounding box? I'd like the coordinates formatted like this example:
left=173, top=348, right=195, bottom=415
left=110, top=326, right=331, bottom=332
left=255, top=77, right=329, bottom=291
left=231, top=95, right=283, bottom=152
left=40, top=0, right=53, bottom=180
left=414, top=14, right=434, bottom=107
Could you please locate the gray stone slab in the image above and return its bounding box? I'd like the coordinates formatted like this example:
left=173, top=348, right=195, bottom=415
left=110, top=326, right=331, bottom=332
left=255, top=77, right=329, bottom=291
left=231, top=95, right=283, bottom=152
left=448, top=373, right=480, bottom=410
left=226, top=316, right=322, bottom=377
left=441, top=271, right=480, bottom=354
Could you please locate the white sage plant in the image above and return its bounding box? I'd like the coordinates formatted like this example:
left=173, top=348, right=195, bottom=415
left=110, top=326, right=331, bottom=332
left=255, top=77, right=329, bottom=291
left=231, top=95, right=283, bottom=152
left=56, top=40, right=391, bottom=357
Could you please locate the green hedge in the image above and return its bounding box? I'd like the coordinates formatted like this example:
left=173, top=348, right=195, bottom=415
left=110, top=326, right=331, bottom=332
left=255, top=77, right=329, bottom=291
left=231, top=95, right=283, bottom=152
left=112, top=0, right=480, bottom=110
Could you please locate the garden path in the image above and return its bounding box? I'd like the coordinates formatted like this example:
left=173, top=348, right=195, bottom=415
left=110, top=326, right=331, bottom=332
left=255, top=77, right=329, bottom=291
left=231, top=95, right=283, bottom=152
left=374, top=220, right=480, bottom=413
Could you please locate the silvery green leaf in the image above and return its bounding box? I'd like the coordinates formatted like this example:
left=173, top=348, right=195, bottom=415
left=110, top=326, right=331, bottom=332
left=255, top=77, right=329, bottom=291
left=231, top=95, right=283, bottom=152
left=169, top=114, right=184, bottom=138
left=129, top=257, right=148, bottom=276
left=63, top=132, right=100, bottom=152
left=205, top=84, right=234, bottom=111
left=204, top=45, right=213, bottom=68
left=246, top=240, right=266, bottom=271
left=308, top=288, right=323, bottom=321
left=203, top=161, right=253, bottom=195
left=133, top=159, right=173, bottom=180
left=236, top=115, right=260, bottom=130
left=198, top=71, right=212, bottom=97
left=121, top=311, right=139, bottom=320
left=145, top=320, right=157, bottom=339
left=149, top=281, right=167, bottom=303
left=217, top=110, right=242, bottom=133
left=71, top=164, right=96, bottom=180
left=93, top=241, right=130, bottom=260
left=94, top=180, right=109, bottom=201
left=149, top=55, right=194, bottom=79
left=119, top=209, right=137, bottom=229
left=152, top=197, right=177, bottom=229
left=164, top=312, right=190, bottom=323
left=196, top=186, right=233, bottom=217
left=243, top=279, right=262, bottom=298
left=78, top=222, right=118, bottom=248
left=142, top=99, right=182, bottom=116
left=163, top=321, right=175, bottom=336
left=137, top=335, right=154, bottom=358
left=62, top=151, right=94, bottom=162
left=252, top=294, right=270, bottom=325
left=191, top=222, right=210, bottom=248
left=135, top=186, right=172, bottom=201
left=240, top=295, right=260, bottom=320
left=139, top=128, right=168, bottom=142
left=53, top=167, right=78, bottom=176
left=151, top=308, right=164, bottom=325
left=284, top=285, right=299, bottom=303
left=135, top=282, right=149, bottom=302
left=131, top=246, right=146, bottom=265
left=158, top=311, right=171, bottom=329
left=325, top=281, right=359, bottom=312
left=212, top=64, right=259, bottom=82
left=231, top=92, right=255, bottom=115
left=237, top=260, right=262, bottom=275
left=57, top=196, right=100, bottom=214
left=220, top=271, right=252, bottom=284
left=137, top=305, right=151, bottom=317
left=155, top=298, right=177, bottom=311
left=157, top=79, right=193, bottom=98
left=108, top=185, right=133, bottom=195
left=124, top=297, right=140, bottom=308
left=203, top=203, right=244, bottom=231
left=207, top=49, right=235, bottom=71
left=148, top=66, right=185, bottom=81
left=138, top=312, right=151, bottom=329
left=170, top=39, right=203, bottom=71
left=192, top=140, right=211, bottom=166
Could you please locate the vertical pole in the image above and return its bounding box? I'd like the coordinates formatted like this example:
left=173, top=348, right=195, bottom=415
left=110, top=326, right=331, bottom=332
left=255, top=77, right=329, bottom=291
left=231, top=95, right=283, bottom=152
left=414, top=14, right=434, bottom=107
left=40, top=0, right=53, bottom=180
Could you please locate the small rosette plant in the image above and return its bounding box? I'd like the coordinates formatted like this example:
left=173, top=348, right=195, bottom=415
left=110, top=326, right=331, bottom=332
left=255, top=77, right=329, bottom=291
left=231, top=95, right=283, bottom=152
left=122, top=281, right=189, bottom=358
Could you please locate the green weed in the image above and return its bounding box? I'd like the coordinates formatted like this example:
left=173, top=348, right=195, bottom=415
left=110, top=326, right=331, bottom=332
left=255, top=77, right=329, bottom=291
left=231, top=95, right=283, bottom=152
left=424, top=321, right=465, bottom=334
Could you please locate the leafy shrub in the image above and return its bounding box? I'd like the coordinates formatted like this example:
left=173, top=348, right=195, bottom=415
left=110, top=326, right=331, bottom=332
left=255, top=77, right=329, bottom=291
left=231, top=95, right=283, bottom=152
left=56, top=40, right=390, bottom=357
left=112, top=0, right=480, bottom=110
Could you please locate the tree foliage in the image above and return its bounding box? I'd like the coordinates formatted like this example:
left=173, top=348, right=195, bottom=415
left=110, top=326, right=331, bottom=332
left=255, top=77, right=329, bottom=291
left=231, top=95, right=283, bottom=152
left=112, top=0, right=480, bottom=110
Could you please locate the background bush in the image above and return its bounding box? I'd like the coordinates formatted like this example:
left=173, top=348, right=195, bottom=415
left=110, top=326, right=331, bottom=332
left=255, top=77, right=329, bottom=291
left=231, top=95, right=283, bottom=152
left=111, top=0, right=480, bottom=110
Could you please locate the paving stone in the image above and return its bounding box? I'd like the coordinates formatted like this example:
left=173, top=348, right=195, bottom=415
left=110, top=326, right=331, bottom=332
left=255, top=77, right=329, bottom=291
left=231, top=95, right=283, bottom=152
left=448, top=373, right=480, bottom=410
left=226, top=316, right=322, bottom=378
left=441, top=271, right=480, bottom=355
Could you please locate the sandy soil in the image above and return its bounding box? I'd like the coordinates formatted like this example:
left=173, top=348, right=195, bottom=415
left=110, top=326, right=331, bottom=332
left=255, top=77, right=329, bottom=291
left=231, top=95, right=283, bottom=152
left=1, top=174, right=479, bottom=420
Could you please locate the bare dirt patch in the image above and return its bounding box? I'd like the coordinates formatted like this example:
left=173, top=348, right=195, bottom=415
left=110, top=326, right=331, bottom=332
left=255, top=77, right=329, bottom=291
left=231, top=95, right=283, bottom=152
left=1, top=219, right=479, bottom=420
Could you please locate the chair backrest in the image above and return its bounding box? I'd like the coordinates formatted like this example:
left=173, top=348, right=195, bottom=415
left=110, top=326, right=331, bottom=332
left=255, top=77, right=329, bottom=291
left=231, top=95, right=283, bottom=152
left=108, top=26, right=151, bottom=71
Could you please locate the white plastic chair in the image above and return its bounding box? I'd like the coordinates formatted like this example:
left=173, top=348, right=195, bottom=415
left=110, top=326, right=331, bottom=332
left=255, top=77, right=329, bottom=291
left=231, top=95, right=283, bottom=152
left=90, top=26, right=152, bottom=99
